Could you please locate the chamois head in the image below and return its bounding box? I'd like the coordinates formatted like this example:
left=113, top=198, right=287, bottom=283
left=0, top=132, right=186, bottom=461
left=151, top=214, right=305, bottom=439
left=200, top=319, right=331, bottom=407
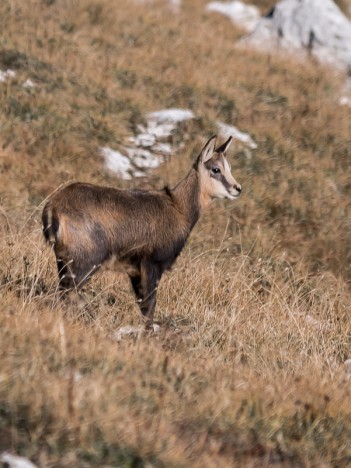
left=196, top=135, right=242, bottom=203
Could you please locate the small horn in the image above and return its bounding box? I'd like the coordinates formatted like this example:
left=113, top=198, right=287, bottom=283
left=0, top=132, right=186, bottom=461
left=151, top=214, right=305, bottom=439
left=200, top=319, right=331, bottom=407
left=216, top=136, right=233, bottom=154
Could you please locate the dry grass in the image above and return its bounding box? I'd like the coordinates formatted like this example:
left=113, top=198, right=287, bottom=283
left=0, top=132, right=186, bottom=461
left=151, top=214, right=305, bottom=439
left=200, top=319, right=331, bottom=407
left=1, top=226, right=351, bottom=466
left=1, top=0, right=351, bottom=466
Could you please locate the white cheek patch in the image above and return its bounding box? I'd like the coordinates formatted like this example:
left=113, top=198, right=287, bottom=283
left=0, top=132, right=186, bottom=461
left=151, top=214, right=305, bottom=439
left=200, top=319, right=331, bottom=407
left=211, top=178, right=229, bottom=199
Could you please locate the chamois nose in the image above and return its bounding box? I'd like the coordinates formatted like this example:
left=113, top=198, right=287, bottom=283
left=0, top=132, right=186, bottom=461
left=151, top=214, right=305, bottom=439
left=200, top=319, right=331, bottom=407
left=234, top=184, right=242, bottom=194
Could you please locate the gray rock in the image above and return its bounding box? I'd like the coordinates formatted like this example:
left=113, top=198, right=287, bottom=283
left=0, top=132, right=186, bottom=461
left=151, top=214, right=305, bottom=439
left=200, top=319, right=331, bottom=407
left=240, top=0, right=351, bottom=72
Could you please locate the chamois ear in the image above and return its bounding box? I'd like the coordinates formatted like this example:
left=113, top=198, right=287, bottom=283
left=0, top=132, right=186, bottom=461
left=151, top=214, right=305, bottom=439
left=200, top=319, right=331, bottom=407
left=200, top=135, right=217, bottom=163
left=215, top=136, right=233, bottom=155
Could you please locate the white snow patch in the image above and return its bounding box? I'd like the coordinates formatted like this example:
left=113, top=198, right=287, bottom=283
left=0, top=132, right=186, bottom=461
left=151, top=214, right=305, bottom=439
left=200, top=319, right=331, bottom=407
left=147, top=108, right=195, bottom=124
left=105, top=108, right=194, bottom=179
left=115, top=325, right=143, bottom=340
left=206, top=1, right=260, bottom=32
left=102, top=109, right=256, bottom=180
left=339, top=95, right=351, bottom=106
left=133, top=170, right=147, bottom=178
left=0, top=68, right=16, bottom=83
left=102, top=109, right=255, bottom=180
left=127, top=147, right=162, bottom=169
left=240, top=0, right=351, bottom=72
left=74, top=370, right=83, bottom=382
left=101, top=145, right=163, bottom=179
left=146, top=122, right=177, bottom=139
left=129, top=133, right=156, bottom=147
left=135, top=108, right=194, bottom=154
left=100, top=147, right=133, bottom=180
left=143, top=108, right=195, bottom=139
left=22, top=78, right=36, bottom=88
left=217, top=121, right=257, bottom=149
left=114, top=324, right=160, bottom=340
left=0, top=70, right=37, bottom=89
left=152, top=142, right=173, bottom=154
left=1, top=452, right=37, bottom=468
left=64, top=370, right=83, bottom=382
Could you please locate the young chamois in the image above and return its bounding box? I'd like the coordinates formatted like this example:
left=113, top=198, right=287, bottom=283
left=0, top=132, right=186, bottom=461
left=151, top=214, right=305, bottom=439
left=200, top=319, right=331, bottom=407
left=42, top=135, right=241, bottom=326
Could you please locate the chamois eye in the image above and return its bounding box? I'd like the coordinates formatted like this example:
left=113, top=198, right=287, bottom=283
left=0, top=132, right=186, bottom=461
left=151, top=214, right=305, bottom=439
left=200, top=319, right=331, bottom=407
left=211, top=167, right=221, bottom=174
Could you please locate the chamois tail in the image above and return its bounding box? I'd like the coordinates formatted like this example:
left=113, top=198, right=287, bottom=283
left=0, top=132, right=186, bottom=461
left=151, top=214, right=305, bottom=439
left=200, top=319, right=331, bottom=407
left=42, top=204, right=59, bottom=245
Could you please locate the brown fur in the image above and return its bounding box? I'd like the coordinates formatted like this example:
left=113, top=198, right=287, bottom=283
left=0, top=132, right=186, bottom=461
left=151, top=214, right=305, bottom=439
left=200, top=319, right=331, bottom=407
left=42, top=136, right=241, bottom=326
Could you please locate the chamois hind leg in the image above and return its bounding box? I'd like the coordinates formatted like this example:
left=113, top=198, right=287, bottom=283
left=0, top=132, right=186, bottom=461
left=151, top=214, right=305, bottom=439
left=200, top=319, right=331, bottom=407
left=129, top=274, right=143, bottom=302
left=139, top=259, right=162, bottom=328
left=56, top=256, right=102, bottom=314
left=128, top=258, right=144, bottom=304
left=56, top=255, right=100, bottom=294
left=56, top=258, right=76, bottom=292
left=55, top=258, right=82, bottom=308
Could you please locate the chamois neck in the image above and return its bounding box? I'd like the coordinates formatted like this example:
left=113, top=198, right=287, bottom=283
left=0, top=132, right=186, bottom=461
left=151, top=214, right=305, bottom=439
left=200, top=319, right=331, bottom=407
left=170, top=168, right=207, bottom=229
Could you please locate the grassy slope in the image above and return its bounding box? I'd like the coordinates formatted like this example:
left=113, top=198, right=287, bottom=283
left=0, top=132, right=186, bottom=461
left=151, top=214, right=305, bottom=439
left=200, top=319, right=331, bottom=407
left=0, top=0, right=351, bottom=466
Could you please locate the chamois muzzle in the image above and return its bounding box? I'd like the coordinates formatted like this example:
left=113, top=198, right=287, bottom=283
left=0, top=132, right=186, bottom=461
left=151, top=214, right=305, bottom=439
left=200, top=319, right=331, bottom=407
left=224, top=178, right=242, bottom=200
left=229, top=183, right=242, bottom=199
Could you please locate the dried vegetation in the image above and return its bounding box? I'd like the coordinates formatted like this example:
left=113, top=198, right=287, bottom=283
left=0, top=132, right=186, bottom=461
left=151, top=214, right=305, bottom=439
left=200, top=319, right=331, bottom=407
left=0, top=0, right=351, bottom=466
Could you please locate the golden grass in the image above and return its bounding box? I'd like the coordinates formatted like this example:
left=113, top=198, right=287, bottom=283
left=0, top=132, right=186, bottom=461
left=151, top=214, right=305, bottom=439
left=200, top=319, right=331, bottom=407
left=1, top=225, right=351, bottom=466
left=1, top=0, right=351, bottom=465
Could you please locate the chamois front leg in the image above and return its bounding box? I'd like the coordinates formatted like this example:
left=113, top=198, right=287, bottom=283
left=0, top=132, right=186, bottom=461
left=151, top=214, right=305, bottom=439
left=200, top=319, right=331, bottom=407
left=139, top=259, right=162, bottom=328
left=130, top=274, right=143, bottom=302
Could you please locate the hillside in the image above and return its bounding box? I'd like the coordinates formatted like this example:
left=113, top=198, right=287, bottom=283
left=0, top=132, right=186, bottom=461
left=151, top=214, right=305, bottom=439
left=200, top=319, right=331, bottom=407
left=0, top=0, right=351, bottom=466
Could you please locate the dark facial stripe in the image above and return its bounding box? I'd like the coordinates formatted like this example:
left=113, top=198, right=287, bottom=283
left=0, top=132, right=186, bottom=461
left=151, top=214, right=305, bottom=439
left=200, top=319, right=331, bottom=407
left=210, top=172, right=233, bottom=191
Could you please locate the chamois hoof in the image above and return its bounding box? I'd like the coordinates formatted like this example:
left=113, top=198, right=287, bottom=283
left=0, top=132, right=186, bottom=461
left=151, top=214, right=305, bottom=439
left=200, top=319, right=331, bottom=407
left=144, top=319, right=159, bottom=330
left=146, top=323, right=160, bottom=333
left=113, top=323, right=160, bottom=341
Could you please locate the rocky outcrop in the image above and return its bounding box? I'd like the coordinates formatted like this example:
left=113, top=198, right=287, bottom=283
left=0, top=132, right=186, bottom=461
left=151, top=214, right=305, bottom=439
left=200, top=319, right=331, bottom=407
left=240, top=0, right=351, bottom=72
